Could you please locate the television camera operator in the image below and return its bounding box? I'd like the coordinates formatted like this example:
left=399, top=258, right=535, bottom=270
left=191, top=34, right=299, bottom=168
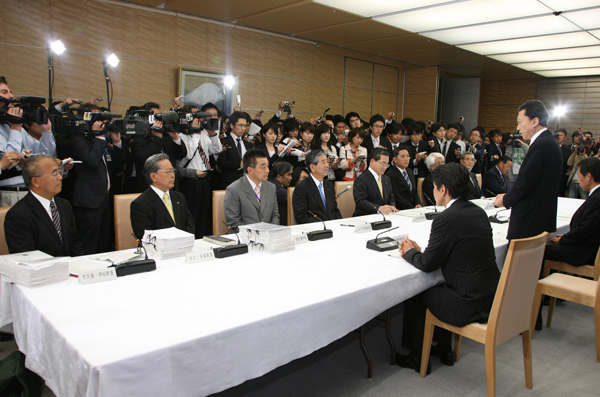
left=0, top=76, right=57, bottom=205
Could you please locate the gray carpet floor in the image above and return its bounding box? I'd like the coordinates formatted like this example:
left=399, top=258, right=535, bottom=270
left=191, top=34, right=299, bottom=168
left=1, top=302, right=598, bottom=397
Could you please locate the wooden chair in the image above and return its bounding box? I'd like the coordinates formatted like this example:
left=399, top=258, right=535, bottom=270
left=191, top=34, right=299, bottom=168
left=420, top=232, right=548, bottom=397
left=0, top=206, right=11, bottom=256
left=334, top=181, right=354, bottom=218
left=476, top=173, right=482, bottom=188
left=212, top=190, right=227, bottom=235
left=532, top=272, right=600, bottom=363
left=417, top=177, right=425, bottom=206
left=287, top=187, right=296, bottom=226
left=543, top=246, right=600, bottom=281
left=114, top=193, right=141, bottom=251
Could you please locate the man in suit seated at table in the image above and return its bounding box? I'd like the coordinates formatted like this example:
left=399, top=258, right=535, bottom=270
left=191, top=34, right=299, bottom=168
left=5, top=154, right=83, bottom=257
left=397, top=163, right=500, bottom=372
left=353, top=147, right=398, bottom=216
left=293, top=150, right=342, bottom=224
left=545, top=157, right=600, bottom=266
left=460, top=152, right=483, bottom=199
left=483, top=155, right=512, bottom=197
left=224, top=149, right=279, bottom=232
left=130, top=153, right=195, bottom=240
left=422, top=152, right=445, bottom=206
left=385, top=146, right=422, bottom=210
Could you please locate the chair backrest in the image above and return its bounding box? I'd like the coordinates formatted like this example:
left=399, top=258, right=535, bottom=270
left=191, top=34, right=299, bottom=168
left=592, top=246, right=600, bottom=281
left=114, top=193, right=141, bottom=251
left=334, top=181, right=355, bottom=219
left=487, top=232, right=548, bottom=346
left=417, top=178, right=425, bottom=206
left=287, top=187, right=296, bottom=226
left=476, top=173, right=482, bottom=188
left=0, top=206, right=11, bottom=255
left=213, top=190, right=227, bottom=235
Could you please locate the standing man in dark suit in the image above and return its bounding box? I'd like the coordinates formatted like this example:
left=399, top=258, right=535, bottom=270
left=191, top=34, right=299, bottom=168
left=556, top=128, right=571, bottom=197
left=218, top=111, right=253, bottom=189
left=353, top=148, right=398, bottom=216
left=403, top=123, right=429, bottom=180
left=71, top=121, right=124, bottom=254
left=396, top=163, right=500, bottom=371
left=545, top=157, right=600, bottom=266
left=426, top=122, right=445, bottom=154
left=495, top=100, right=563, bottom=240
left=385, top=147, right=422, bottom=210
left=467, top=128, right=485, bottom=175
left=440, top=125, right=462, bottom=164
left=362, top=115, right=392, bottom=163
left=130, top=154, right=195, bottom=240
left=5, top=154, right=82, bottom=257
left=293, top=150, right=342, bottom=224
left=482, top=155, right=512, bottom=197
left=460, top=152, right=483, bottom=199
left=486, top=129, right=504, bottom=172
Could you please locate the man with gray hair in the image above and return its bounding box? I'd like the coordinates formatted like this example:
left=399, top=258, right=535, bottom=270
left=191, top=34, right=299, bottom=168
left=130, top=153, right=195, bottom=239
left=460, top=152, right=483, bottom=199
left=5, top=154, right=82, bottom=256
left=293, top=150, right=342, bottom=224
left=422, top=152, right=444, bottom=205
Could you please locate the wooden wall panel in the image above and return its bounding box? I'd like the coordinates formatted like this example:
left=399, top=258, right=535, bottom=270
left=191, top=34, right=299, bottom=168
left=403, top=67, right=437, bottom=122
left=404, top=94, right=437, bottom=122
left=478, top=79, right=538, bottom=133
left=310, top=84, right=344, bottom=117
left=405, top=68, right=438, bottom=95
left=373, top=64, right=398, bottom=93
left=372, top=92, right=397, bottom=118
left=345, top=59, right=373, bottom=90
left=343, top=87, right=372, bottom=119
left=0, top=0, right=50, bottom=47
left=0, top=45, right=49, bottom=96
left=311, top=46, right=345, bottom=86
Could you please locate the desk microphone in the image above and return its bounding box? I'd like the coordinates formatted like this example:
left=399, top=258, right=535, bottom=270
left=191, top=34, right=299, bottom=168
left=422, top=193, right=440, bottom=220
left=366, top=226, right=400, bottom=251
left=485, top=189, right=497, bottom=197
left=371, top=207, right=392, bottom=230
left=306, top=210, right=333, bottom=241
left=335, top=185, right=352, bottom=198
left=489, top=208, right=509, bottom=224
left=213, top=221, right=249, bottom=258
left=108, top=234, right=156, bottom=277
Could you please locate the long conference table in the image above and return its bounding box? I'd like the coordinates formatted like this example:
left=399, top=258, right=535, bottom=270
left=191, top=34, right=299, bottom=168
left=1, top=197, right=582, bottom=397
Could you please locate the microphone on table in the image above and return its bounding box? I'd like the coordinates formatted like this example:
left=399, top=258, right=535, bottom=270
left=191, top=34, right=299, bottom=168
left=485, top=189, right=498, bottom=197
left=366, top=226, right=400, bottom=252
left=489, top=208, right=509, bottom=224
left=335, top=185, right=352, bottom=198
left=213, top=221, right=249, bottom=258
left=371, top=207, right=392, bottom=230
left=306, top=210, right=333, bottom=241
left=108, top=233, right=156, bottom=277
left=422, top=193, right=440, bottom=220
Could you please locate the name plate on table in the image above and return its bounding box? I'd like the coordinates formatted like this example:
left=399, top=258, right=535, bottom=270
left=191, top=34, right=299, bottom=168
left=354, top=223, right=373, bottom=234
left=78, top=268, right=117, bottom=285
left=412, top=214, right=427, bottom=223
left=292, top=234, right=309, bottom=245
left=185, top=250, right=215, bottom=263
left=485, top=202, right=495, bottom=210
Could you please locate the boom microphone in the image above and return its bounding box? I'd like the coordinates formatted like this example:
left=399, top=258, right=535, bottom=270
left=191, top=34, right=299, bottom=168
left=371, top=207, right=392, bottom=230
left=306, top=210, right=333, bottom=241
left=160, top=110, right=180, bottom=124
left=423, top=193, right=440, bottom=220
left=335, top=185, right=352, bottom=198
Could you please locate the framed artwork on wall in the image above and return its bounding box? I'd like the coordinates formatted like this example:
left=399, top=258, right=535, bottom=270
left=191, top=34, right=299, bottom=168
left=178, top=68, right=238, bottom=115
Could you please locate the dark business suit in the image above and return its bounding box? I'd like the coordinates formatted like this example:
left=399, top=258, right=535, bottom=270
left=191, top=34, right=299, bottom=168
left=403, top=140, right=429, bottom=179
left=255, top=143, right=281, bottom=168
left=482, top=166, right=508, bottom=197
left=558, top=144, right=572, bottom=197
left=130, top=188, right=195, bottom=240
left=504, top=129, right=562, bottom=240
left=486, top=142, right=504, bottom=172
left=441, top=139, right=461, bottom=164
left=218, top=134, right=253, bottom=189
left=352, top=170, right=396, bottom=216
left=363, top=134, right=393, bottom=164
left=71, top=135, right=124, bottom=254
left=545, top=186, right=600, bottom=266
left=4, top=192, right=83, bottom=257
left=292, top=176, right=342, bottom=224
left=385, top=165, right=422, bottom=210
left=467, top=171, right=483, bottom=199
left=401, top=199, right=500, bottom=354
left=468, top=143, right=485, bottom=174
left=267, top=177, right=288, bottom=226
left=422, top=174, right=435, bottom=206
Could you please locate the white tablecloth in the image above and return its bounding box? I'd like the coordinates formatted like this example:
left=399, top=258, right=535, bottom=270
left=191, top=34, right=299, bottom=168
left=5, top=198, right=582, bottom=397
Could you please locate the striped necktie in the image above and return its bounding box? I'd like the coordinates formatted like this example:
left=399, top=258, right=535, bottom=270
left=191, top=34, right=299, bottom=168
left=403, top=170, right=412, bottom=191
left=50, top=201, right=63, bottom=244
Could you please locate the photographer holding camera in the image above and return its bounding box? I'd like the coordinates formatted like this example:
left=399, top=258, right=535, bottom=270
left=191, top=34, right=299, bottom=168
left=0, top=76, right=57, bottom=205
left=71, top=114, right=124, bottom=254
left=567, top=142, right=590, bottom=199
left=502, top=131, right=529, bottom=190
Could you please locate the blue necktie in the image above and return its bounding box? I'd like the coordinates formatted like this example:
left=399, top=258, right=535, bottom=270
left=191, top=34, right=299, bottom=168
left=318, top=182, right=327, bottom=209
left=403, top=170, right=412, bottom=191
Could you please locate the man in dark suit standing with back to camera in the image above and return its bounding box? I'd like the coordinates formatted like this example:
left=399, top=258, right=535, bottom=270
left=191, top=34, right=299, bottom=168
left=353, top=147, right=398, bottom=216
left=293, top=150, right=342, bottom=224
left=396, top=163, right=500, bottom=373
left=130, top=153, right=195, bottom=240
left=495, top=100, right=563, bottom=240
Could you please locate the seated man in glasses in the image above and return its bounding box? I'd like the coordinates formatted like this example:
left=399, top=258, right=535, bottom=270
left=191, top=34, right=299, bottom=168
left=5, top=154, right=82, bottom=256
left=130, top=153, right=195, bottom=240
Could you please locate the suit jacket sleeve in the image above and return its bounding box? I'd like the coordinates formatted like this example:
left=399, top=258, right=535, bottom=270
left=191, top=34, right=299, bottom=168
left=64, top=202, right=83, bottom=257
left=387, top=169, right=413, bottom=210
left=292, top=181, right=313, bottom=224
left=179, top=194, right=196, bottom=235
left=72, top=135, right=107, bottom=167
left=402, top=214, right=454, bottom=273
left=268, top=186, right=280, bottom=225
left=385, top=177, right=396, bottom=208
left=5, top=208, right=37, bottom=254
left=560, top=195, right=600, bottom=247
left=482, top=169, right=505, bottom=197
left=130, top=196, right=153, bottom=240
left=217, top=138, right=241, bottom=172
left=224, top=183, right=243, bottom=231
left=353, top=175, right=378, bottom=214
left=503, top=143, right=544, bottom=209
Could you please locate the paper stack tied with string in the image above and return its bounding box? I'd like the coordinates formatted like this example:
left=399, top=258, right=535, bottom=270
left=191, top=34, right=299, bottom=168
left=238, top=222, right=294, bottom=253
left=143, top=227, right=195, bottom=259
left=0, top=250, right=69, bottom=287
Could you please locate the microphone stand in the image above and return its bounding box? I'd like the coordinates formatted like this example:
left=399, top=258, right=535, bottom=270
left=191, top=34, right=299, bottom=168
left=366, top=226, right=400, bottom=252
left=422, top=193, right=440, bottom=220
left=306, top=210, right=333, bottom=241
left=489, top=208, right=509, bottom=224
left=371, top=207, right=392, bottom=230
left=213, top=222, right=249, bottom=258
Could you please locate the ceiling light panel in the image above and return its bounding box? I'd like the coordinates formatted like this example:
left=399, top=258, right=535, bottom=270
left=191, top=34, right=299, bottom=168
left=561, top=8, right=600, bottom=30
left=313, top=0, right=458, bottom=18
left=541, top=0, right=600, bottom=12
left=536, top=67, right=600, bottom=77
left=515, top=58, right=600, bottom=71
left=375, top=0, right=550, bottom=33
left=458, top=32, right=599, bottom=54
left=490, top=45, right=600, bottom=63
left=421, top=14, right=580, bottom=45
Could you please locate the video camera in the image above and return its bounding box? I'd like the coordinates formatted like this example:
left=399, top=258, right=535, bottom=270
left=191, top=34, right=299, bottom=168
left=0, top=96, right=48, bottom=125
left=51, top=106, right=122, bottom=136
left=509, top=132, right=523, bottom=147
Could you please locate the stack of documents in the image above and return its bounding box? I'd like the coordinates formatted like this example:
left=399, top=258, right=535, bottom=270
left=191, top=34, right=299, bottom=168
left=143, top=227, right=195, bottom=258
left=238, top=222, right=294, bottom=253
left=0, top=250, right=69, bottom=287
